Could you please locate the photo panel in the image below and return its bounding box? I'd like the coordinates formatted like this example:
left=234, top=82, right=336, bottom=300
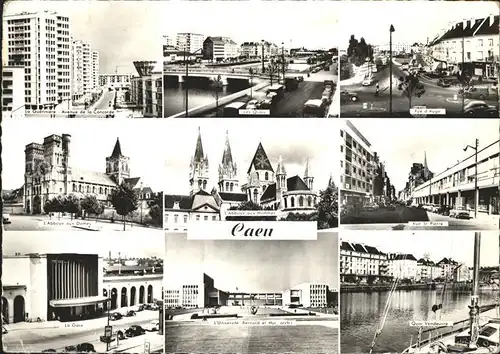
left=163, top=119, right=339, bottom=239
left=164, top=230, right=340, bottom=354
left=2, top=0, right=164, bottom=119
left=2, top=119, right=165, bottom=232
left=162, top=1, right=339, bottom=118
left=2, top=231, right=165, bottom=353
left=340, top=231, right=499, bottom=354
left=338, top=1, right=499, bottom=118
left=339, top=118, right=500, bottom=231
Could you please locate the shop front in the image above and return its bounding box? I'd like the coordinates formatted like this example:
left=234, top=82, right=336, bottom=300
left=49, top=296, right=108, bottom=321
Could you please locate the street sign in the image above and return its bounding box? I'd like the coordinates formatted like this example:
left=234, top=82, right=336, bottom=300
left=104, top=325, right=112, bottom=337
left=144, top=340, right=151, bottom=354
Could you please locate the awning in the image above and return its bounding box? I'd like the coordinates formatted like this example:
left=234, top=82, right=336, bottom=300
left=49, top=296, right=108, bottom=308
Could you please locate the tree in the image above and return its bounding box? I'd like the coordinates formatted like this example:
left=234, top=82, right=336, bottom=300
left=110, top=182, right=139, bottom=231
left=248, top=68, right=256, bottom=98
left=80, top=195, right=104, bottom=219
left=317, top=180, right=339, bottom=229
left=266, top=60, right=280, bottom=86
left=211, top=75, right=224, bottom=117
left=64, top=194, right=82, bottom=220
left=148, top=192, right=163, bottom=227
left=397, top=72, right=425, bottom=112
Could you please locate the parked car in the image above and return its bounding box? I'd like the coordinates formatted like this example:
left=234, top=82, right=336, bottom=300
left=437, top=78, right=451, bottom=87
left=463, top=101, right=499, bottom=117
left=109, top=312, right=122, bottom=321
left=340, top=90, right=359, bottom=103
left=296, top=75, right=304, bottom=82
left=125, top=310, right=136, bottom=317
left=3, top=213, right=11, bottom=224
left=362, top=77, right=375, bottom=86
left=125, top=325, right=146, bottom=337
left=145, top=320, right=160, bottom=332
left=462, top=86, right=493, bottom=100
left=456, top=212, right=472, bottom=220
left=303, top=99, right=327, bottom=117
left=245, top=99, right=260, bottom=110
left=76, top=343, right=96, bottom=353
left=437, top=205, right=452, bottom=216
left=312, top=67, right=321, bottom=73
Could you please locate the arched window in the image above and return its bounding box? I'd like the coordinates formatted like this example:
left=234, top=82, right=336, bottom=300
left=92, top=186, right=96, bottom=194
left=284, top=198, right=288, bottom=209
left=299, top=196, right=304, bottom=207
left=99, top=187, right=103, bottom=194
left=308, top=196, right=312, bottom=207
left=291, top=197, right=295, bottom=208
left=265, top=172, right=269, bottom=180
left=198, top=180, right=202, bottom=188
left=86, top=186, right=90, bottom=193
left=73, top=183, right=76, bottom=192
left=256, top=172, right=259, bottom=180
left=203, top=180, right=207, bottom=190
left=226, top=182, right=229, bottom=191
left=253, top=189, right=258, bottom=204
left=79, top=185, right=82, bottom=192
left=230, top=183, right=234, bottom=192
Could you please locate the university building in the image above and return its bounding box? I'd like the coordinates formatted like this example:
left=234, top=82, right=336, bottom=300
left=164, top=128, right=318, bottom=231
left=23, top=134, right=154, bottom=214
left=130, top=61, right=163, bottom=118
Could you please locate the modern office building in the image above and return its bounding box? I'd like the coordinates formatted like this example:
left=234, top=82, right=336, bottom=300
left=130, top=61, right=162, bottom=118
left=412, top=139, right=500, bottom=216
left=3, top=10, right=72, bottom=109
left=340, top=120, right=377, bottom=206
left=176, top=33, right=204, bottom=54
left=203, top=36, right=239, bottom=61
left=428, top=15, right=499, bottom=78
left=164, top=272, right=331, bottom=309
left=99, top=74, right=133, bottom=90
left=2, top=66, right=25, bottom=118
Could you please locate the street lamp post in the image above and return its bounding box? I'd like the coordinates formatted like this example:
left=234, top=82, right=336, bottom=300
left=281, top=42, right=285, bottom=84
left=464, top=139, right=479, bottom=219
left=106, top=286, right=111, bottom=352
left=261, top=40, right=265, bottom=74
left=461, top=33, right=465, bottom=114
left=140, top=182, right=144, bottom=225
left=389, top=25, right=395, bottom=116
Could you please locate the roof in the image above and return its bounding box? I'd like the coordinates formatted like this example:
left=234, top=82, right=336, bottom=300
left=164, top=190, right=219, bottom=211
left=164, top=194, right=192, bottom=210
left=219, top=192, right=247, bottom=202
left=434, top=16, right=499, bottom=45
left=206, top=36, right=237, bottom=45
left=72, top=168, right=117, bottom=186
left=340, top=241, right=355, bottom=252
left=390, top=253, right=417, bottom=261
left=191, top=190, right=219, bottom=211
left=124, top=177, right=141, bottom=188
left=221, top=131, right=234, bottom=167
left=110, top=138, right=123, bottom=158
left=193, top=128, right=205, bottom=162
left=417, top=258, right=436, bottom=266
left=260, top=175, right=311, bottom=202
left=437, top=257, right=458, bottom=265
left=247, top=143, right=274, bottom=174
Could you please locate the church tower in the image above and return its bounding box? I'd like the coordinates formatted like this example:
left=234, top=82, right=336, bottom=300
left=423, top=151, right=430, bottom=180
left=275, top=155, right=287, bottom=209
left=189, top=127, right=210, bottom=195
left=218, top=131, right=238, bottom=193
left=106, top=138, right=130, bottom=184
left=244, top=142, right=274, bottom=204
left=304, top=157, right=314, bottom=190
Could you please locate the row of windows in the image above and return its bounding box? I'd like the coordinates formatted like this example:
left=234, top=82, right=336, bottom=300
left=165, top=213, right=218, bottom=224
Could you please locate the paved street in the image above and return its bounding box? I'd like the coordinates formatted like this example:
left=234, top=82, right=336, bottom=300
left=4, top=215, right=160, bottom=232
left=93, top=90, right=115, bottom=110
left=341, top=205, right=498, bottom=230
left=4, top=310, right=161, bottom=353
left=340, top=59, right=498, bottom=117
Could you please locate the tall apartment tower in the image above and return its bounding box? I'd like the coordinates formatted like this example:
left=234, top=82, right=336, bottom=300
left=72, top=40, right=99, bottom=100
left=176, top=33, right=204, bottom=53
left=3, top=10, right=72, bottom=109
left=91, top=50, right=99, bottom=90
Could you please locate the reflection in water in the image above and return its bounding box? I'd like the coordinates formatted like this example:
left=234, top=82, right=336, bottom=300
left=341, top=289, right=498, bottom=353
left=163, top=76, right=251, bottom=117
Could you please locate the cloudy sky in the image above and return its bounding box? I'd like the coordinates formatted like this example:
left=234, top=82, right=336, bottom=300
left=161, top=1, right=338, bottom=50
left=4, top=0, right=163, bottom=74
left=342, top=231, right=499, bottom=268
left=344, top=119, right=499, bottom=192
left=165, top=231, right=339, bottom=292
left=163, top=119, right=338, bottom=195
left=338, top=1, right=499, bottom=48
left=3, top=120, right=166, bottom=191
left=3, top=231, right=164, bottom=258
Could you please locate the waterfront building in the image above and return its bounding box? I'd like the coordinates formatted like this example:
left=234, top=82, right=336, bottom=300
left=23, top=134, right=155, bottom=214
left=130, top=61, right=162, bottom=118
left=99, top=74, right=133, bottom=90
left=164, top=129, right=318, bottom=231
left=437, top=257, right=459, bottom=280
left=3, top=10, right=72, bottom=109
left=453, top=262, right=472, bottom=282
left=1, top=252, right=162, bottom=324
left=2, top=66, right=25, bottom=118
left=412, top=139, right=499, bottom=216
left=339, top=241, right=389, bottom=283
left=203, top=36, right=239, bottom=61
left=387, top=253, right=418, bottom=280
left=428, top=15, right=499, bottom=78
left=176, top=33, right=204, bottom=54
left=340, top=120, right=377, bottom=206
left=240, top=41, right=279, bottom=59
left=416, top=258, right=442, bottom=281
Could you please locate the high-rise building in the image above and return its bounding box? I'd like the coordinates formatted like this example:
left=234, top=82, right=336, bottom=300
left=3, top=10, right=72, bottom=110
left=2, top=66, right=26, bottom=118
left=71, top=40, right=99, bottom=100
left=71, top=40, right=84, bottom=100
left=176, top=33, right=204, bottom=54
left=91, top=50, right=99, bottom=90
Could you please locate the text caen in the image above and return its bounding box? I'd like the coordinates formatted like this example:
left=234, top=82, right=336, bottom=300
left=231, top=222, right=273, bottom=237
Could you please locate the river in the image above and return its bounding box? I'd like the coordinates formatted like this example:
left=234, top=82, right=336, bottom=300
left=163, top=76, right=251, bottom=117
left=341, top=289, right=499, bottom=353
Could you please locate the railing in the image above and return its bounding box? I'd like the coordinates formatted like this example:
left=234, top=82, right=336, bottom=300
left=164, top=67, right=266, bottom=76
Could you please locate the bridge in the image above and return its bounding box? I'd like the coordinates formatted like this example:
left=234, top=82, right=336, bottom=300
left=164, top=67, right=268, bottom=85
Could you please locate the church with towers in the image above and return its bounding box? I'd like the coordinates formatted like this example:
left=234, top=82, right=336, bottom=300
left=163, top=127, right=319, bottom=231
left=23, top=134, right=152, bottom=214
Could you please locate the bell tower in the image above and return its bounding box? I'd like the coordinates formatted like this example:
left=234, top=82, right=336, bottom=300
left=189, top=127, right=210, bottom=195
left=218, top=131, right=238, bottom=193
left=106, top=138, right=130, bottom=184
left=304, top=157, right=314, bottom=190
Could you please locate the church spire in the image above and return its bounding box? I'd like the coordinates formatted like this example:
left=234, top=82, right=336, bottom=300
left=221, top=130, right=233, bottom=167
left=304, top=157, right=312, bottom=178
left=111, top=138, right=122, bottom=158
left=194, top=127, right=205, bottom=162
left=276, top=155, right=286, bottom=176
left=218, top=131, right=238, bottom=192
left=423, top=151, right=428, bottom=169
left=303, top=157, right=314, bottom=190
